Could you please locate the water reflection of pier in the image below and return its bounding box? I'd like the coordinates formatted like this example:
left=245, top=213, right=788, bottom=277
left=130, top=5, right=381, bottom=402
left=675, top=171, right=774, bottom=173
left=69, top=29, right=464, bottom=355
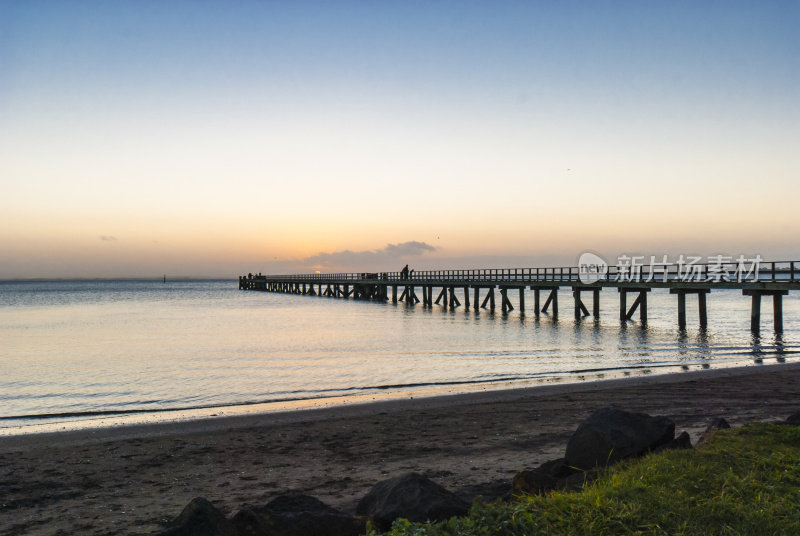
left=239, top=261, right=798, bottom=333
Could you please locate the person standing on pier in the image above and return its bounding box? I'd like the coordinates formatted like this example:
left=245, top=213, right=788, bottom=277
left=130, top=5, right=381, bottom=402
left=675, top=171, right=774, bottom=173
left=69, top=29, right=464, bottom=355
left=400, top=264, right=409, bottom=280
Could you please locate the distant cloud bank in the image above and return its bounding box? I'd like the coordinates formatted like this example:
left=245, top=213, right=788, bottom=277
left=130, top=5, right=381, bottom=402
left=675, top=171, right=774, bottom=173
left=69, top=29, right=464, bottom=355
left=301, top=241, right=436, bottom=271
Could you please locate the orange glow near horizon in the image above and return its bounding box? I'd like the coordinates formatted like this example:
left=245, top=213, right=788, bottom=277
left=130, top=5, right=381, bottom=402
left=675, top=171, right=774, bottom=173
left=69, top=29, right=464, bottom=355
left=2, top=3, right=798, bottom=278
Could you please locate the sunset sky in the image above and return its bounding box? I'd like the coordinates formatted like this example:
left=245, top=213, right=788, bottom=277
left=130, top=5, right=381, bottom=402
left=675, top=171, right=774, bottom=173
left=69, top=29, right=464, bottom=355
left=2, top=1, right=798, bottom=278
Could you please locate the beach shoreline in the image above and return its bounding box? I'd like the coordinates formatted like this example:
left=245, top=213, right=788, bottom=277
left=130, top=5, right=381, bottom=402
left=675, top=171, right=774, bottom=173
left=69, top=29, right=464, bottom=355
left=3, top=362, right=800, bottom=535
left=0, top=360, right=791, bottom=448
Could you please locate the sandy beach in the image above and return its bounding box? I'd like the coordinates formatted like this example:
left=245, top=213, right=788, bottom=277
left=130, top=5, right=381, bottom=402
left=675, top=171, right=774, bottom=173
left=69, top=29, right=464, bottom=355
left=2, top=363, right=800, bottom=536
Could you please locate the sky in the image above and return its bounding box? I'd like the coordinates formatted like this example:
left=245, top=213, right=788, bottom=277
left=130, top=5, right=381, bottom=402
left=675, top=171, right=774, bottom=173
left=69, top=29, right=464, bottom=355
left=1, top=1, right=798, bottom=278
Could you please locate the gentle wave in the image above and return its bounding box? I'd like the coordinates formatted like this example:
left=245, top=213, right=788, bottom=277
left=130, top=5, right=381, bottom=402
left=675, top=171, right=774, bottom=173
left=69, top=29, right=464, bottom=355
left=1, top=280, right=798, bottom=431
left=3, top=354, right=792, bottom=423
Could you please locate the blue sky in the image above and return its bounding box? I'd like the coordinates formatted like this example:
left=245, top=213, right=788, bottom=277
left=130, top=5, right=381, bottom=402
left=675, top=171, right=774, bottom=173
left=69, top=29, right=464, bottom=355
left=1, top=1, right=798, bottom=278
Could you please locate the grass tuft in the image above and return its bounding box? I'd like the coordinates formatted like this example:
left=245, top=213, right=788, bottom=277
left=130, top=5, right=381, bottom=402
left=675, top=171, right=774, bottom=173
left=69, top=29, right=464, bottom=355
left=369, top=423, right=800, bottom=535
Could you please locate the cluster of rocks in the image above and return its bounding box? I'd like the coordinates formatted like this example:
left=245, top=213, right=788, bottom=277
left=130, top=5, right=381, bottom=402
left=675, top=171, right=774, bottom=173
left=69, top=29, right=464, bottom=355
left=159, top=494, right=367, bottom=536
left=157, top=473, right=469, bottom=536
left=156, top=407, right=800, bottom=536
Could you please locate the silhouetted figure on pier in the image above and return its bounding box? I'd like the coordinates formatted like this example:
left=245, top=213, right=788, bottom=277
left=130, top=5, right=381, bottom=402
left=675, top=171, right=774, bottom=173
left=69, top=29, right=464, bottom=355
left=400, top=264, right=409, bottom=280
left=409, top=269, right=415, bottom=279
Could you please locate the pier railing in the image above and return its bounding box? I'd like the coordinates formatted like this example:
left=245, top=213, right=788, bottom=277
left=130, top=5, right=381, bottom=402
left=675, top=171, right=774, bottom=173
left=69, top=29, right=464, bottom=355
left=243, top=260, right=798, bottom=286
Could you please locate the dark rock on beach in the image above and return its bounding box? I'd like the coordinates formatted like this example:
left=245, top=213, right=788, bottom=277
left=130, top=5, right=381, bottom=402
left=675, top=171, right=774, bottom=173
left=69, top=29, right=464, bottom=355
left=356, top=472, right=470, bottom=531
left=159, top=497, right=237, bottom=536
left=697, top=417, right=731, bottom=444
left=232, top=494, right=366, bottom=536
left=565, top=407, right=675, bottom=470
left=512, top=469, right=556, bottom=496
left=708, top=417, right=731, bottom=430
left=512, top=458, right=578, bottom=495
left=783, top=412, right=800, bottom=425
left=513, top=457, right=600, bottom=496
left=458, top=478, right=511, bottom=504
left=653, top=430, right=693, bottom=453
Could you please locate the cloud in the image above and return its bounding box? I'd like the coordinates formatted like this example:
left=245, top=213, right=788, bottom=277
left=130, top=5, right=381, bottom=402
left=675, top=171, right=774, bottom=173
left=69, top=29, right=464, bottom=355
left=100, top=235, right=118, bottom=242
left=383, top=241, right=436, bottom=256
left=301, top=241, right=437, bottom=271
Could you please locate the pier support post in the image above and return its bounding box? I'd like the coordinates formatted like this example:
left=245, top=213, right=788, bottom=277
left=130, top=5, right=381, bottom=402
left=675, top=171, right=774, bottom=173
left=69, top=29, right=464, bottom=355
left=750, top=292, right=762, bottom=332
left=464, top=287, right=470, bottom=309
left=743, top=290, right=788, bottom=333
left=699, top=291, right=708, bottom=329
left=405, top=285, right=419, bottom=305
left=448, top=286, right=461, bottom=309
left=541, top=288, right=558, bottom=318
left=480, top=287, right=496, bottom=311
left=392, top=285, right=398, bottom=304
left=638, top=292, right=647, bottom=323
left=619, top=290, right=627, bottom=321
left=619, top=288, right=651, bottom=323
left=572, top=288, right=590, bottom=320
left=531, top=286, right=559, bottom=317
left=500, top=287, right=514, bottom=313
left=435, top=287, right=447, bottom=306
left=473, top=287, right=480, bottom=311
left=670, top=289, right=711, bottom=329
left=519, top=287, right=525, bottom=313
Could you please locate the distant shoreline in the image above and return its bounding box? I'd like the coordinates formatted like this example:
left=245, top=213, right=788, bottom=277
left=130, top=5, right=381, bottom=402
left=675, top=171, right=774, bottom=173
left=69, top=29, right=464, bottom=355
left=0, top=277, right=236, bottom=283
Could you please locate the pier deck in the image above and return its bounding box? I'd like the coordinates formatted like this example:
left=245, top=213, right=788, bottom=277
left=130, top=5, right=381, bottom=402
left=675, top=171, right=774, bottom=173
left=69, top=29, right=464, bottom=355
left=240, top=260, right=799, bottom=333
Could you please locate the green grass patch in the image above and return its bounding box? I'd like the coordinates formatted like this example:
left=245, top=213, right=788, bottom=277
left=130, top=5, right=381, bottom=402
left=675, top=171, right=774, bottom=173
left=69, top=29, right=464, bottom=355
left=372, top=423, right=800, bottom=535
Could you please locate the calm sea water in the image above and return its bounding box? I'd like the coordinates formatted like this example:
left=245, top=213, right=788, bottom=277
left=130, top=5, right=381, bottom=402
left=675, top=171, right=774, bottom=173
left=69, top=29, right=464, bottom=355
left=1, top=280, right=797, bottom=434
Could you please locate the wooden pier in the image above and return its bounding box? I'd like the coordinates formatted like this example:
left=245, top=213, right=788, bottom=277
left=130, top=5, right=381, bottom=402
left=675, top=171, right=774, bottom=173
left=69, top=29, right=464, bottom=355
left=240, top=261, right=799, bottom=333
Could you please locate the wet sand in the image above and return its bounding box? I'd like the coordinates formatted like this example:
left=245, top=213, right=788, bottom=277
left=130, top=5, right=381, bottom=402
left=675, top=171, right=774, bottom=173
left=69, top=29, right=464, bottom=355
left=2, top=362, right=800, bottom=536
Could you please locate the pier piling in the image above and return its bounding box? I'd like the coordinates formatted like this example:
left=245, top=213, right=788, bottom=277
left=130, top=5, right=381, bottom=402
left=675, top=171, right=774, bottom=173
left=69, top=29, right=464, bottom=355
left=619, top=288, right=650, bottom=323
left=541, top=288, right=558, bottom=317
left=572, top=287, right=600, bottom=320
left=670, top=289, right=710, bottom=329
left=743, top=290, right=788, bottom=333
